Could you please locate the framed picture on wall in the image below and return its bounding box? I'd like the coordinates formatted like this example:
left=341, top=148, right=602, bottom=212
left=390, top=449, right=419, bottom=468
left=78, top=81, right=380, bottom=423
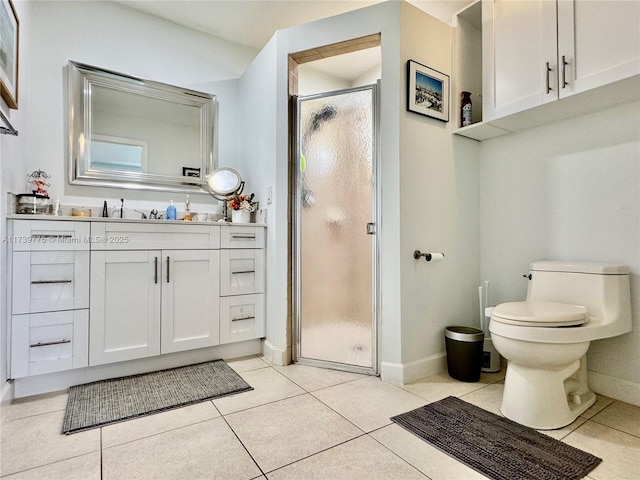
left=0, top=0, right=19, bottom=109
left=406, top=59, right=449, bottom=122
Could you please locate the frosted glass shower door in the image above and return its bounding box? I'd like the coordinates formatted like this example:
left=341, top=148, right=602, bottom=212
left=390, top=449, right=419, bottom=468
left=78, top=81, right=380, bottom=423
left=295, top=85, right=377, bottom=371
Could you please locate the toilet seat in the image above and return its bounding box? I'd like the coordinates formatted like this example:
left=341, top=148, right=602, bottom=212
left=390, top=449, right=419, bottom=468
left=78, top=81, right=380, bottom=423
left=491, top=301, right=588, bottom=327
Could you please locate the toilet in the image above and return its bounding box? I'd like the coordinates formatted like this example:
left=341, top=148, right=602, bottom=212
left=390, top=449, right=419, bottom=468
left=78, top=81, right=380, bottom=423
left=489, top=261, right=632, bottom=430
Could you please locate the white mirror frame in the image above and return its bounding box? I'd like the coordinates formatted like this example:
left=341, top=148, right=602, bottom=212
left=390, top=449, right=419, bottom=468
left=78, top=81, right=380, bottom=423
left=68, top=60, right=217, bottom=193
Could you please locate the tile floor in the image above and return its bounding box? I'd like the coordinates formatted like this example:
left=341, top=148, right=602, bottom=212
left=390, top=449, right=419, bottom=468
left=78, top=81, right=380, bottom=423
left=1, top=355, right=639, bottom=479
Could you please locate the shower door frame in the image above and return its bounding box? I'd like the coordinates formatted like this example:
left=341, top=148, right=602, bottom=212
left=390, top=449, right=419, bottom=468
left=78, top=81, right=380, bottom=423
left=292, top=83, right=381, bottom=376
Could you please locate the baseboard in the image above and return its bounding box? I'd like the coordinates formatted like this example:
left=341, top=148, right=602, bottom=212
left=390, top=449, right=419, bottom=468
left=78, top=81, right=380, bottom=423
left=588, top=370, right=640, bottom=407
left=0, top=380, right=14, bottom=407
left=380, top=353, right=447, bottom=385
left=261, top=339, right=291, bottom=366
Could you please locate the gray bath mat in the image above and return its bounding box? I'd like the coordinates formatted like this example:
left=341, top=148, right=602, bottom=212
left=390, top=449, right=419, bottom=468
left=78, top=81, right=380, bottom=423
left=391, top=396, right=601, bottom=480
left=62, top=360, right=252, bottom=434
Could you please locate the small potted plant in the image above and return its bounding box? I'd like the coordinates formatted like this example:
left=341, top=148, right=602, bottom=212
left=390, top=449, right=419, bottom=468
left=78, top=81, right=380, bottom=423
left=227, top=193, right=255, bottom=223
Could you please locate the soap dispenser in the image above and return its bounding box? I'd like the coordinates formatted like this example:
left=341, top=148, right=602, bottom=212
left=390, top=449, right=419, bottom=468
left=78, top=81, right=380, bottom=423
left=166, top=200, right=177, bottom=220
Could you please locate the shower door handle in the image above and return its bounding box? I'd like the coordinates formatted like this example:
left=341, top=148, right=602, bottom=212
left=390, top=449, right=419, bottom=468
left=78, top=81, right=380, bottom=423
left=366, top=222, right=376, bottom=235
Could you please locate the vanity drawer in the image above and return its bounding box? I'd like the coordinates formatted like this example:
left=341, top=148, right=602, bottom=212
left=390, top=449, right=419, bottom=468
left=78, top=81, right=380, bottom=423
left=10, top=309, right=89, bottom=378
left=220, top=249, right=265, bottom=296
left=219, top=294, right=265, bottom=344
left=12, top=250, right=89, bottom=314
left=91, top=222, right=220, bottom=250
left=11, top=220, right=90, bottom=252
left=221, top=226, right=265, bottom=249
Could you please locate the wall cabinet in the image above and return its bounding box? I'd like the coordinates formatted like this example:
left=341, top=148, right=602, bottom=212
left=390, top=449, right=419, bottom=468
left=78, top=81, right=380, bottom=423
left=484, top=0, right=640, bottom=120
left=454, top=0, right=640, bottom=140
left=8, top=218, right=266, bottom=378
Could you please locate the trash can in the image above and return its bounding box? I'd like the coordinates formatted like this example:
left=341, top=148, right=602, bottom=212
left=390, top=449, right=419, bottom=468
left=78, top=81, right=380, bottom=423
left=444, top=326, right=484, bottom=382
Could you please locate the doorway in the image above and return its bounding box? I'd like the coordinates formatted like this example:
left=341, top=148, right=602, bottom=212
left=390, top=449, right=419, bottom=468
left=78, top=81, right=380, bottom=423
left=293, top=83, right=379, bottom=374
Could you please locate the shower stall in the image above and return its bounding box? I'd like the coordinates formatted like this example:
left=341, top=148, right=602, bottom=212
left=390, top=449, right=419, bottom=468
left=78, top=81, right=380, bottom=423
left=293, top=84, right=379, bottom=374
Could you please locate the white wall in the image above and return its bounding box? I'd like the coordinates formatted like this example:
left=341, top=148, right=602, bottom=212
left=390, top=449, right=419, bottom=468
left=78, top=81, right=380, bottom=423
left=234, top=1, right=483, bottom=382
left=480, top=101, right=640, bottom=403
left=396, top=2, right=481, bottom=381
left=0, top=0, right=32, bottom=397
left=28, top=0, right=255, bottom=210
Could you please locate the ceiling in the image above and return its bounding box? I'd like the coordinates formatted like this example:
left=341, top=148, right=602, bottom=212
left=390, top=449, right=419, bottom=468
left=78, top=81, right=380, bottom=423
left=116, top=0, right=471, bottom=49
left=116, top=0, right=472, bottom=80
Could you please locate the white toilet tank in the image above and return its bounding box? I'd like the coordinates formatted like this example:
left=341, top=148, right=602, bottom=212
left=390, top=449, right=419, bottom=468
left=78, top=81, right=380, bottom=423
left=526, top=261, right=631, bottom=333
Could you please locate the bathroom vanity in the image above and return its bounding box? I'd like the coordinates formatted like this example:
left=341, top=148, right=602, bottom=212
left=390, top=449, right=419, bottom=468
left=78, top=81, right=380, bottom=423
left=7, top=217, right=265, bottom=389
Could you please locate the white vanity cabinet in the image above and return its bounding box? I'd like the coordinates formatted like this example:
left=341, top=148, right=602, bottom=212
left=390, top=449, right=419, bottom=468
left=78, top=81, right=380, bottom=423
left=219, top=226, right=265, bottom=344
left=8, top=220, right=90, bottom=378
left=482, top=0, right=640, bottom=120
left=89, top=222, right=221, bottom=365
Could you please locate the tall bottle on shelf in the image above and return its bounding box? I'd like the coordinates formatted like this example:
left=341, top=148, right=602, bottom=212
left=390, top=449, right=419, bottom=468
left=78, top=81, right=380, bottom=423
left=461, top=91, right=472, bottom=127
left=183, top=195, right=191, bottom=221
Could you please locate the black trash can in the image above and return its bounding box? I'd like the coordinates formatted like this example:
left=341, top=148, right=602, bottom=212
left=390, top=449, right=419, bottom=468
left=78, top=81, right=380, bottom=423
left=444, top=326, right=484, bottom=382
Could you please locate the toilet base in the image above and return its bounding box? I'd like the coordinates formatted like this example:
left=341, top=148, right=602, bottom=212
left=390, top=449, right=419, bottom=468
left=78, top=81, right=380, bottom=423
left=500, top=355, right=595, bottom=430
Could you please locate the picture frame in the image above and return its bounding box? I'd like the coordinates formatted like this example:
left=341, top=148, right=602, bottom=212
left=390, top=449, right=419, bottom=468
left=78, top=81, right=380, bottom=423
left=406, top=59, right=449, bottom=122
left=0, top=0, right=19, bottom=109
left=182, top=167, right=201, bottom=178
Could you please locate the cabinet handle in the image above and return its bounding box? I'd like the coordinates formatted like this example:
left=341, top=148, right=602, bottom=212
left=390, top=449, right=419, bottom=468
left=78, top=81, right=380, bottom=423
left=231, top=234, right=255, bottom=239
left=231, top=315, right=255, bottom=322
left=154, top=256, right=158, bottom=284
left=31, top=234, right=73, bottom=239
left=232, top=270, right=255, bottom=275
left=166, top=256, right=170, bottom=283
left=30, top=279, right=72, bottom=284
left=561, top=55, right=569, bottom=89
left=30, top=339, right=71, bottom=348
left=545, top=62, right=553, bottom=94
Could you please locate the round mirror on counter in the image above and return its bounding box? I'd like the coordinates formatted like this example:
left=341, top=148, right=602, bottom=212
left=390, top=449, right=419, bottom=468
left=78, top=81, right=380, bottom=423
left=206, top=167, right=242, bottom=197
left=206, top=167, right=245, bottom=221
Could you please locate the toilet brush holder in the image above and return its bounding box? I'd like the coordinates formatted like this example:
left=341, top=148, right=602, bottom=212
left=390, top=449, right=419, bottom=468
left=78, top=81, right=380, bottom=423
left=482, top=337, right=501, bottom=373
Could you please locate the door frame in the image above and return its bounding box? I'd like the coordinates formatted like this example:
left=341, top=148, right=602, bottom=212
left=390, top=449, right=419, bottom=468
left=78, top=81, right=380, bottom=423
left=291, top=83, right=381, bottom=375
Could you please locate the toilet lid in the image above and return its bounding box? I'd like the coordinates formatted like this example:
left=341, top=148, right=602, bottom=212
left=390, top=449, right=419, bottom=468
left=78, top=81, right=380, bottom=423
left=491, top=301, right=589, bottom=327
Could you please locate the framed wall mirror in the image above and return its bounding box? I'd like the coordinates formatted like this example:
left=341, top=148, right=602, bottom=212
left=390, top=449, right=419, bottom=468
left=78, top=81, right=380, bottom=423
left=68, top=60, right=216, bottom=192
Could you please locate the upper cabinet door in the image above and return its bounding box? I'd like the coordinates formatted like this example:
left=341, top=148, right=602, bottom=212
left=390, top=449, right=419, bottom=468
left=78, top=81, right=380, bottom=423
left=483, top=0, right=558, bottom=120
left=557, top=0, right=640, bottom=99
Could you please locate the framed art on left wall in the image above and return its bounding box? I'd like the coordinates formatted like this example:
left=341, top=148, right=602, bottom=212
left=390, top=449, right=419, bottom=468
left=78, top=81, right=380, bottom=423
left=0, top=0, right=18, bottom=109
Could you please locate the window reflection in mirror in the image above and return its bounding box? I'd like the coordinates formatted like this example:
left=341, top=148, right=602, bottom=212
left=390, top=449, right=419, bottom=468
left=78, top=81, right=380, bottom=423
left=69, top=61, right=216, bottom=192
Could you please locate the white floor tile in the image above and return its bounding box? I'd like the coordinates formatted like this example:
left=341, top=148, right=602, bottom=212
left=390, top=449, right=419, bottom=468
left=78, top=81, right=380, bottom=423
left=0, top=452, right=101, bottom=480
left=102, top=417, right=262, bottom=480
left=590, top=401, right=640, bottom=438
left=370, top=424, right=489, bottom=479
left=563, top=421, right=640, bottom=480
left=312, top=376, right=425, bottom=432
left=212, top=367, right=305, bottom=415
left=0, top=410, right=100, bottom=477
left=0, top=391, right=68, bottom=423
left=400, top=371, right=501, bottom=402
left=267, top=435, right=428, bottom=480
left=273, top=363, right=366, bottom=392
left=226, top=393, right=363, bottom=472
left=101, top=400, right=220, bottom=448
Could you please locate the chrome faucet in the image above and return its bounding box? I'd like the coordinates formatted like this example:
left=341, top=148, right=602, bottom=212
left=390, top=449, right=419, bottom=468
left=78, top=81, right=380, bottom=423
left=149, top=209, right=158, bottom=219
left=134, top=209, right=148, bottom=219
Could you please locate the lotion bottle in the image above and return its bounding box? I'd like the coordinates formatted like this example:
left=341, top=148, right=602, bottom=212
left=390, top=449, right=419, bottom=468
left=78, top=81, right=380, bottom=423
left=166, top=200, right=177, bottom=220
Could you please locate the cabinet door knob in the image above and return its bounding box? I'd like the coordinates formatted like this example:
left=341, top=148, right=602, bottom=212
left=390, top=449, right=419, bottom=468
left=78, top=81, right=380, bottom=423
left=166, top=256, right=170, bottom=283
